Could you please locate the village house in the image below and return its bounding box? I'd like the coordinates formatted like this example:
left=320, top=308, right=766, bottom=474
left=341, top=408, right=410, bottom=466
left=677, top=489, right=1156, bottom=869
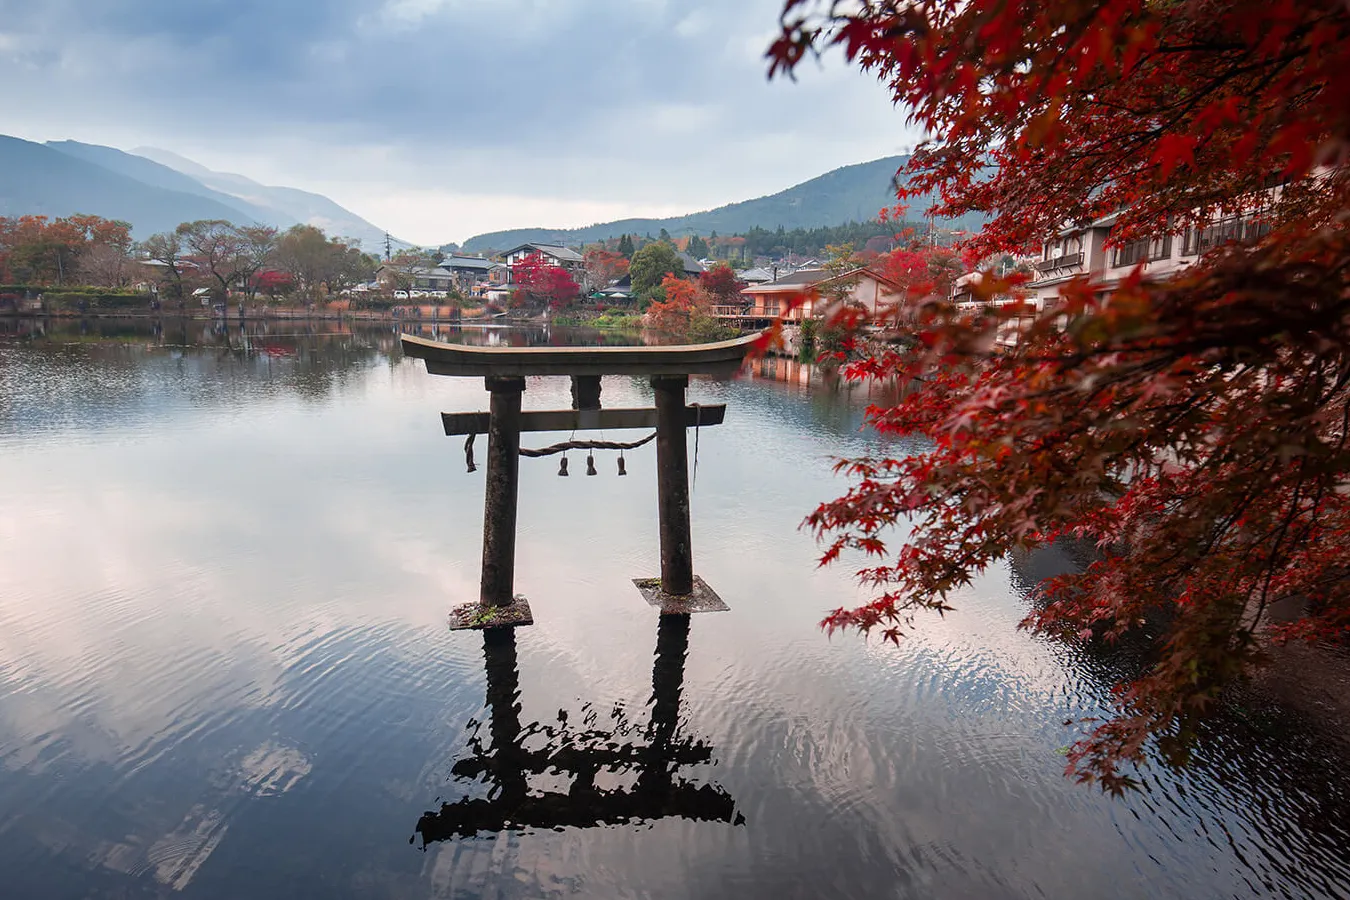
left=441, top=255, right=494, bottom=292
left=500, top=243, right=585, bottom=283
left=375, top=264, right=456, bottom=293
left=723, top=267, right=905, bottom=323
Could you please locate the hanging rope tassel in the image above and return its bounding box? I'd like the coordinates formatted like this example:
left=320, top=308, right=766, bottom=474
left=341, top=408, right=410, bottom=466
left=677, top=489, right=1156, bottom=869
left=617, top=451, right=627, bottom=476
left=520, top=432, right=655, bottom=457
left=558, top=456, right=570, bottom=476
left=585, top=452, right=597, bottom=476
left=465, top=432, right=478, bottom=473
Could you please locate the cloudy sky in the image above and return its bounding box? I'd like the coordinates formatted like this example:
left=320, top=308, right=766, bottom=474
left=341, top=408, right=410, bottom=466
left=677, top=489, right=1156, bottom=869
left=0, top=0, right=920, bottom=245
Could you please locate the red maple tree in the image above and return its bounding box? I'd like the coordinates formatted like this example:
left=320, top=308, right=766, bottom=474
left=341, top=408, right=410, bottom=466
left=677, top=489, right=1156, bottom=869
left=769, top=0, right=1350, bottom=791
left=511, top=252, right=580, bottom=310
left=645, top=274, right=714, bottom=333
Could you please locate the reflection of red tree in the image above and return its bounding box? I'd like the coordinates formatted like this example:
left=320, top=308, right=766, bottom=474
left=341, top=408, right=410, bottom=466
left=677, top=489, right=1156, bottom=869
left=511, top=253, right=580, bottom=309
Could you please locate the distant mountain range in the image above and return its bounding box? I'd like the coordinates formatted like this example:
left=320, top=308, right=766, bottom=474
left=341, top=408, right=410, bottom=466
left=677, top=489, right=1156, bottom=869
left=0, top=134, right=401, bottom=250
left=461, top=156, right=985, bottom=253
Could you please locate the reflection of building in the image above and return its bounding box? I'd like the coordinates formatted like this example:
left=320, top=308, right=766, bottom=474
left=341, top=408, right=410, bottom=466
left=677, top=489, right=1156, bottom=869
left=414, top=615, right=742, bottom=842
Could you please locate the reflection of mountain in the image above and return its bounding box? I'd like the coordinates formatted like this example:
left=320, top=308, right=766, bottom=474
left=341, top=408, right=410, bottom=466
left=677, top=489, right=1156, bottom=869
left=0, top=318, right=388, bottom=433
left=414, top=616, right=742, bottom=843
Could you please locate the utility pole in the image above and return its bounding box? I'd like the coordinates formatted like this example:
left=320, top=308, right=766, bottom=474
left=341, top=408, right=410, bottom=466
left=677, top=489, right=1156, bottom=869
left=384, top=232, right=393, bottom=262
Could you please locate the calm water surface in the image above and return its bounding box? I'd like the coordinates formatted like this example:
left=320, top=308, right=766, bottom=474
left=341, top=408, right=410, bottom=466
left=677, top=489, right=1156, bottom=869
left=1, top=317, right=1348, bottom=899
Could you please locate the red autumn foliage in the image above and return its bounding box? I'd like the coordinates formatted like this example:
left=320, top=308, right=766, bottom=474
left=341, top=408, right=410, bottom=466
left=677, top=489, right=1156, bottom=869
left=511, top=252, right=580, bottom=310
left=255, top=270, right=294, bottom=297
left=770, top=0, right=1350, bottom=792
left=645, top=274, right=713, bottom=333
left=698, top=264, right=745, bottom=304
left=0, top=214, right=131, bottom=285
left=584, top=247, right=629, bottom=291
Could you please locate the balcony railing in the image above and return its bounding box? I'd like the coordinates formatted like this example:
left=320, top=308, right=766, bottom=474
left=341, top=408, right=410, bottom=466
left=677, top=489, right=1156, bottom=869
left=712, top=305, right=752, bottom=318
left=1035, top=252, right=1084, bottom=274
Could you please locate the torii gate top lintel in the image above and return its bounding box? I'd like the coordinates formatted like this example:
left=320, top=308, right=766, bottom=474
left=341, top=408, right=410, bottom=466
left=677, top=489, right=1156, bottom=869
left=399, top=332, right=759, bottom=378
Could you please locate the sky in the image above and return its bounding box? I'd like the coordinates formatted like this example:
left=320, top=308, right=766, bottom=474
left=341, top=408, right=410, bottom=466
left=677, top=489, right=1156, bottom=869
left=0, top=0, right=921, bottom=245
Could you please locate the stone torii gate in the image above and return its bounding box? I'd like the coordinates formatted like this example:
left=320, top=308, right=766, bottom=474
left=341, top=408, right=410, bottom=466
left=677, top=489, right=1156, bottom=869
left=401, top=332, right=758, bottom=629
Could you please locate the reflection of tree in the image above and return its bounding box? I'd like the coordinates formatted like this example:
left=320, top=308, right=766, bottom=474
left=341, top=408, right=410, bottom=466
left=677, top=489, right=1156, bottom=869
left=414, top=615, right=743, bottom=844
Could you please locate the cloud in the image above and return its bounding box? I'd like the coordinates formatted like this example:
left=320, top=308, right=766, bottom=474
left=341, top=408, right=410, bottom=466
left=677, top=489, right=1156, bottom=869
left=0, top=0, right=920, bottom=244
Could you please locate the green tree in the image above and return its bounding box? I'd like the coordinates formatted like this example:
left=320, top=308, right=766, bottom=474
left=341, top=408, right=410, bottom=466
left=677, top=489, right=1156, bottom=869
left=687, top=234, right=709, bottom=258
left=617, top=234, right=635, bottom=258
left=658, top=228, right=673, bottom=244
left=629, top=241, right=686, bottom=304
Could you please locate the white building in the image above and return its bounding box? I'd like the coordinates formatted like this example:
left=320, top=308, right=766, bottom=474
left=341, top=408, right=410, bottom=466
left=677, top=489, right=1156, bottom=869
left=1027, top=209, right=1272, bottom=308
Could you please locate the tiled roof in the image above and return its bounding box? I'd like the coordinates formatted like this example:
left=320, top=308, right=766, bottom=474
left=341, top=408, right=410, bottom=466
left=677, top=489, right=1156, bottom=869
left=504, top=242, right=584, bottom=262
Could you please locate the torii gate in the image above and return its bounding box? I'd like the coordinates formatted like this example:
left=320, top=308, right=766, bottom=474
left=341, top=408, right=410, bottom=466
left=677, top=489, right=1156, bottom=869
left=400, top=332, right=758, bottom=629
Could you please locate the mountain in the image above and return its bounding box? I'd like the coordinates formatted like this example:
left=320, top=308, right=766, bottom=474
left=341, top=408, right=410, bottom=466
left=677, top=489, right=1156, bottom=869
left=46, top=141, right=297, bottom=229
left=461, top=156, right=984, bottom=253
left=0, top=135, right=265, bottom=237
left=134, top=146, right=402, bottom=252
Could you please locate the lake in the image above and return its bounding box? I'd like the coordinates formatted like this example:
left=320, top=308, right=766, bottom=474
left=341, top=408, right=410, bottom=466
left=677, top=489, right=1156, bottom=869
left=1, top=316, right=1348, bottom=899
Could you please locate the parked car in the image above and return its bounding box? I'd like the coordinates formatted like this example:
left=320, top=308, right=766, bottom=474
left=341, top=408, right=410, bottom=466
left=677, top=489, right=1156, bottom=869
left=393, top=290, right=409, bottom=300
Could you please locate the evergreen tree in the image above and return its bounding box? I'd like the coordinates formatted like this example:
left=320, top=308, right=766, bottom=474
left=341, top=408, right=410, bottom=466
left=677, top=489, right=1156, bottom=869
left=658, top=228, right=673, bottom=244
left=617, top=234, right=635, bottom=258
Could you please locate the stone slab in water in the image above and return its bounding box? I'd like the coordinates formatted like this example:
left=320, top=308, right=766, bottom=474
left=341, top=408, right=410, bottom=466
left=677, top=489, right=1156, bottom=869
left=632, top=575, right=729, bottom=614
left=447, top=595, right=534, bottom=630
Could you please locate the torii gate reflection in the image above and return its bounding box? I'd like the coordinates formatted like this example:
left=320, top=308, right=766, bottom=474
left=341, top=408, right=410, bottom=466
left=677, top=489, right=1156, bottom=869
left=413, top=614, right=743, bottom=842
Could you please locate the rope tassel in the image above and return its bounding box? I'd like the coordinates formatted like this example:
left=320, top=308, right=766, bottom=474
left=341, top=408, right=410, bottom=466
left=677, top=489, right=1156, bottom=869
left=519, top=432, right=655, bottom=458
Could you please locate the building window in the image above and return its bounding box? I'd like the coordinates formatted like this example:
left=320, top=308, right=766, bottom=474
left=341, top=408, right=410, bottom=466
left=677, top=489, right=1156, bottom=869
left=1112, top=239, right=1150, bottom=268
left=1182, top=217, right=1264, bottom=256
left=1148, top=235, right=1172, bottom=261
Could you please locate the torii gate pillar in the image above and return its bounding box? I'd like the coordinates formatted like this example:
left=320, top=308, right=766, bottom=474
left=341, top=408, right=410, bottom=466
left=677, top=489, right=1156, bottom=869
left=481, top=376, right=526, bottom=610
left=652, top=376, right=693, bottom=596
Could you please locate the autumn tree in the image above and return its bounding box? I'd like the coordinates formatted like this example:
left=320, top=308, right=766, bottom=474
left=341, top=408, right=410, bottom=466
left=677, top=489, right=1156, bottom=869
left=583, top=247, right=630, bottom=293
left=234, top=225, right=278, bottom=301
left=178, top=220, right=245, bottom=302
left=140, top=230, right=191, bottom=303
left=644, top=274, right=731, bottom=341
left=698, top=264, right=746, bottom=306
left=511, top=252, right=580, bottom=309
left=770, top=0, right=1350, bottom=791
